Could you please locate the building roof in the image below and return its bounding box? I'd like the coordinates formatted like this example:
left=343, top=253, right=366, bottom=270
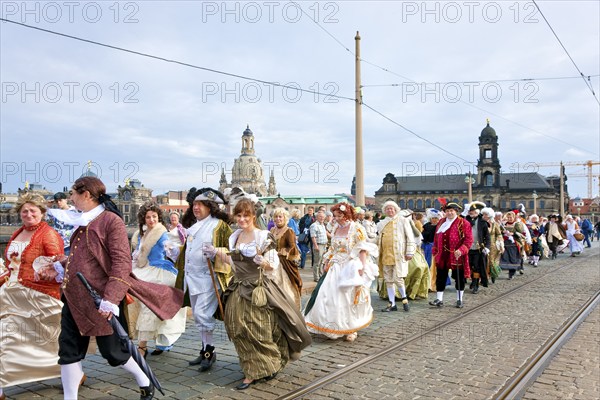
left=259, top=195, right=348, bottom=205
left=377, top=172, right=553, bottom=193
left=480, top=121, right=497, bottom=138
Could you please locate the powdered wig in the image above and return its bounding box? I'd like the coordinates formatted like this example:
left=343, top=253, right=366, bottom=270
left=272, top=207, right=290, bottom=225
left=15, top=192, right=47, bottom=215
left=381, top=200, right=401, bottom=214
left=233, top=198, right=259, bottom=228
left=529, top=214, right=539, bottom=222
left=481, top=207, right=495, bottom=218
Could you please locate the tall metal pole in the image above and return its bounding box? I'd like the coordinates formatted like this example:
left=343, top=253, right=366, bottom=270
left=355, top=31, right=365, bottom=208
left=559, top=161, right=565, bottom=216
left=467, top=172, right=473, bottom=203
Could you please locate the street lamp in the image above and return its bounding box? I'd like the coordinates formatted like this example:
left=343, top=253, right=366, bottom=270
left=577, top=207, right=581, bottom=218
left=532, top=190, right=538, bottom=216
left=465, top=172, right=475, bottom=203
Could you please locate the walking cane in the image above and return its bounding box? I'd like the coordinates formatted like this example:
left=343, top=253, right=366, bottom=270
left=206, top=257, right=226, bottom=321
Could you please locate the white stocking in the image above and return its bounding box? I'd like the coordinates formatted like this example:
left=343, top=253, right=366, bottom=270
left=399, top=286, right=407, bottom=298
left=436, top=291, right=444, bottom=302
left=61, top=361, right=84, bottom=400
left=121, top=357, right=150, bottom=387
left=200, top=330, right=214, bottom=348
left=386, top=286, right=396, bottom=306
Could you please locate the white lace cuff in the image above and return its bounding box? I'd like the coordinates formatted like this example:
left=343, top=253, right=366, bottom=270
left=99, top=299, right=120, bottom=317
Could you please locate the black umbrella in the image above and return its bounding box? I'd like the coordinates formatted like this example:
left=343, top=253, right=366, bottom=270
left=76, top=272, right=165, bottom=396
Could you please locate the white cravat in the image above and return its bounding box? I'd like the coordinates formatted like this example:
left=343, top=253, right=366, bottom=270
left=437, top=217, right=456, bottom=233
left=47, top=204, right=104, bottom=227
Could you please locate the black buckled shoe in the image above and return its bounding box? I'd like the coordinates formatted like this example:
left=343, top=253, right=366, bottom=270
left=402, top=301, right=410, bottom=312
left=199, top=345, right=216, bottom=372
left=189, top=348, right=204, bottom=366
left=429, top=299, right=443, bottom=307
left=456, top=300, right=464, bottom=308
left=140, top=383, right=155, bottom=400
left=382, top=303, right=398, bottom=312
left=235, top=380, right=255, bottom=390
left=472, top=286, right=479, bottom=294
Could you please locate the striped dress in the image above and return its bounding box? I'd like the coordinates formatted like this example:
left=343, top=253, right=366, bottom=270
left=224, top=230, right=311, bottom=381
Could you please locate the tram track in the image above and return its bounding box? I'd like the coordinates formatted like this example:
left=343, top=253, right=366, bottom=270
left=276, top=260, right=596, bottom=400
left=495, top=288, right=600, bottom=399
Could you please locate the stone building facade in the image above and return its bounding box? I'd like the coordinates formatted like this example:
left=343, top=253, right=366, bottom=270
left=374, top=121, right=568, bottom=216
left=219, top=125, right=277, bottom=197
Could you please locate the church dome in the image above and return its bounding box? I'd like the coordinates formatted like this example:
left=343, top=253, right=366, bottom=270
left=79, top=169, right=98, bottom=178
left=481, top=121, right=496, bottom=138
left=243, top=125, right=253, bottom=136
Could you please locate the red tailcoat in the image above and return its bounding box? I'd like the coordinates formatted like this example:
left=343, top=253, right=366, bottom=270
left=432, top=216, right=473, bottom=277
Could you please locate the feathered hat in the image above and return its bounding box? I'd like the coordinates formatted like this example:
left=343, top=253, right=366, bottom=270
left=425, top=208, right=441, bottom=220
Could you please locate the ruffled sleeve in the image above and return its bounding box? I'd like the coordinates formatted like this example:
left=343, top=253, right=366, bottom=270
left=349, top=223, right=379, bottom=259
left=258, top=231, right=280, bottom=276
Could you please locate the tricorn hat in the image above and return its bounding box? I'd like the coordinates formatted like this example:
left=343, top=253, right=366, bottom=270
left=443, top=202, right=462, bottom=211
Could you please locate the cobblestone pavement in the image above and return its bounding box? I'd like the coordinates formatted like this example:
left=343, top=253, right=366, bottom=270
left=522, top=304, right=600, bottom=400
left=4, top=245, right=599, bottom=399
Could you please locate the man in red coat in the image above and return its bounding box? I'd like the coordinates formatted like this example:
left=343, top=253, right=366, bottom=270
left=430, top=202, right=473, bottom=308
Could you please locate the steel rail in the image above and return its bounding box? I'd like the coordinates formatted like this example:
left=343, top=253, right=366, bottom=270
left=277, top=263, right=573, bottom=400
left=495, top=289, right=600, bottom=399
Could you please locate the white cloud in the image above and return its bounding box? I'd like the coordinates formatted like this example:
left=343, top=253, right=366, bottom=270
left=1, top=0, right=598, bottom=199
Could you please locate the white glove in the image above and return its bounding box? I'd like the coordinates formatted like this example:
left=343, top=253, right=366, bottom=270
left=99, top=299, right=120, bottom=317
left=482, top=248, right=490, bottom=256
left=253, top=254, right=266, bottom=266
left=202, top=243, right=217, bottom=259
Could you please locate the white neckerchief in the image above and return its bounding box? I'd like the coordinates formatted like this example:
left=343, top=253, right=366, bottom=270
left=47, top=204, right=105, bottom=227
left=437, top=216, right=456, bottom=234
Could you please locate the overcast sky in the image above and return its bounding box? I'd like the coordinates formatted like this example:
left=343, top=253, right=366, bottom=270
left=2, top=0, right=599, bottom=200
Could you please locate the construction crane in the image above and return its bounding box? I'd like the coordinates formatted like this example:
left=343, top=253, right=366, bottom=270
left=533, top=160, right=600, bottom=198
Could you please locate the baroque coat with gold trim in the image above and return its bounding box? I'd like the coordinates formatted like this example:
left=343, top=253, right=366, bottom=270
left=61, top=211, right=184, bottom=337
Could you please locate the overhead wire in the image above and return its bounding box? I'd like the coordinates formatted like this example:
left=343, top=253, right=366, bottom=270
left=532, top=0, right=600, bottom=105
left=361, top=102, right=474, bottom=164
left=3, top=10, right=598, bottom=160
left=2, top=17, right=479, bottom=165
left=0, top=18, right=356, bottom=103
left=363, top=74, right=600, bottom=88
left=294, top=2, right=599, bottom=157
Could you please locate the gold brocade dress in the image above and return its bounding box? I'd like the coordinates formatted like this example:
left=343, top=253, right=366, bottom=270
left=0, top=241, right=63, bottom=387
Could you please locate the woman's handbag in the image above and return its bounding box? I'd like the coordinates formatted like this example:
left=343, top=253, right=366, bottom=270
left=0, top=259, right=10, bottom=287
left=0, top=269, right=10, bottom=287
left=298, top=229, right=310, bottom=244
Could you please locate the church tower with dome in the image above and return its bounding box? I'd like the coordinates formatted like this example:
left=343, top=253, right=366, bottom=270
left=219, top=125, right=276, bottom=197
left=476, top=119, right=502, bottom=188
